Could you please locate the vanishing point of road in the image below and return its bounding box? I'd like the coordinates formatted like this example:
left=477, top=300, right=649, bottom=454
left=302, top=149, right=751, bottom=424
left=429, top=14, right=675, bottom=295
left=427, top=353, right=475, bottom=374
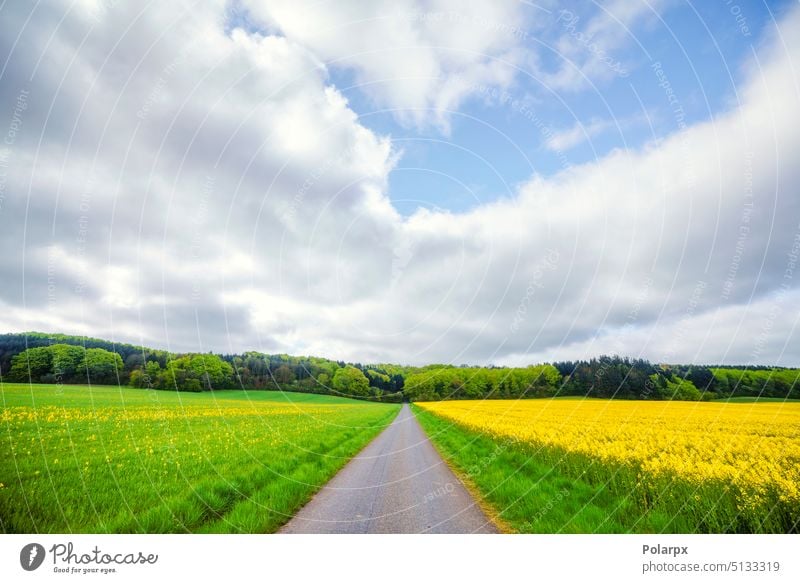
left=280, top=404, right=499, bottom=534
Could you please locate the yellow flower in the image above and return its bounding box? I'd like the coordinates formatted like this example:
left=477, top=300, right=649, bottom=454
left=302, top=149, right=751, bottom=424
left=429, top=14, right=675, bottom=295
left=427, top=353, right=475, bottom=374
left=418, top=399, right=800, bottom=509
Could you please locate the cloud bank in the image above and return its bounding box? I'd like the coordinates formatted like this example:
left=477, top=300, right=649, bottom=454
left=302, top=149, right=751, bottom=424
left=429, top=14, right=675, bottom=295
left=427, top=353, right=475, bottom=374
left=0, top=1, right=798, bottom=366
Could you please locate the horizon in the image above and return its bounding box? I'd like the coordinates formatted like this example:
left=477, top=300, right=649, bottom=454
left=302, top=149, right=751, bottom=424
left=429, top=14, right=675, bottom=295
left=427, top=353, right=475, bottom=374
left=1, top=330, right=795, bottom=371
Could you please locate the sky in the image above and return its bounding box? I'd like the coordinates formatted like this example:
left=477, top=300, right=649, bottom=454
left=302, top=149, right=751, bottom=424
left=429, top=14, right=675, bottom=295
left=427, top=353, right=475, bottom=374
left=0, top=0, right=798, bottom=366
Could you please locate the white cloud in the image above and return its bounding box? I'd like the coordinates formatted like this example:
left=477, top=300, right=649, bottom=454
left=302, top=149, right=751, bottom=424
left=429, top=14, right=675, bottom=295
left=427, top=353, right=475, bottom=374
left=242, top=0, right=528, bottom=131
left=0, top=0, right=398, bottom=352
left=543, top=0, right=670, bottom=91
left=1, top=1, right=799, bottom=367
left=499, top=287, right=800, bottom=368
left=545, top=117, right=614, bottom=151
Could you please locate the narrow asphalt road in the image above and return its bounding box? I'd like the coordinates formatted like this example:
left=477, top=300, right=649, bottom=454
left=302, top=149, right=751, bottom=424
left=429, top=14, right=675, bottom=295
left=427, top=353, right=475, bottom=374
left=280, top=404, right=499, bottom=533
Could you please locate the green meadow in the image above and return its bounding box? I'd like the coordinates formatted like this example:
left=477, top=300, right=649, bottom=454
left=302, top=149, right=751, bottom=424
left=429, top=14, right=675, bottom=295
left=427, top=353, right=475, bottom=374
left=0, top=382, right=399, bottom=533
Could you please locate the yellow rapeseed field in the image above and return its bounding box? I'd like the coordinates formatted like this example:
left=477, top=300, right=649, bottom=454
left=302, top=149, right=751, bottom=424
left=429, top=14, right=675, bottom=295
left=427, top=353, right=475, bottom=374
left=417, top=399, right=800, bottom=517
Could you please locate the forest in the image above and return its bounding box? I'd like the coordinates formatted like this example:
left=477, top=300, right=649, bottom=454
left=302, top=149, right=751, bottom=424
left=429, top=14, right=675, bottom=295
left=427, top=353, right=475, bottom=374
left=0, top=333, right=404, bottom=401
left=0, top=332, right=797, bottom=402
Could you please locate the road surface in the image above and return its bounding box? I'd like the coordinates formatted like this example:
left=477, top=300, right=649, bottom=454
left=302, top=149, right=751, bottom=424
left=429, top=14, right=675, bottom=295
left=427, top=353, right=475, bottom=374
left=280, top=404, right=499, bottom=533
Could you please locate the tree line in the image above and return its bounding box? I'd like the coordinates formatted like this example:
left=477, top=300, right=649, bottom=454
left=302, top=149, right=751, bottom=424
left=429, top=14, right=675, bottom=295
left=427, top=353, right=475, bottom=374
left=403, top=364, right=561, bottom=401
left=0, top=332, right=170, bottom=377
left=1, top=333, right=797, bottom=401
left=5, top=343, right=124, bottom=385
left=0, top=333, right=404, bottom=401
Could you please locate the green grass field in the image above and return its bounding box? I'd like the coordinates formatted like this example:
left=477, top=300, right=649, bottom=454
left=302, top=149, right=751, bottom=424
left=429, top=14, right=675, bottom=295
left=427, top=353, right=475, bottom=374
left=0, top=383, right=399, bottom=533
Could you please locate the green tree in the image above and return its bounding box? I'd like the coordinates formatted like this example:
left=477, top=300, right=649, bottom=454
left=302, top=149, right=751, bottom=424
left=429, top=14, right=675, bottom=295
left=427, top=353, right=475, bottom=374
left=651, top=374, right=702, bottom=401
left=332, top=365, right=370, bottom=397
left=273, top=365, right=296, bottom=384
left=145, top=361, right=161, bottom=386
left=161, top=354, right=234, bottom=391
left=129, top=369, right=146, bottom=388
left=83, top=348, right=124, bottom=384
left=50, top=344, right=86, bottom=380
left=7, top=347, right=53, bottom=382
left=187, top=354, right=234, bottom=389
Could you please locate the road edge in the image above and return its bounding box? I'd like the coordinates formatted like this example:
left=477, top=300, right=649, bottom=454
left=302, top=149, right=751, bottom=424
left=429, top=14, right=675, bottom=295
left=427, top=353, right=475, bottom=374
left=276, top=403, right=403, bottom=533
left=409, top=404, right=515, bottom=534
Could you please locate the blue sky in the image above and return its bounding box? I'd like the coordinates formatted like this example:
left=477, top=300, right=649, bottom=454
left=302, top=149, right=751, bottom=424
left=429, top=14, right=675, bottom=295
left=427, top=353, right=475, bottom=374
left=325, top=0, right=793, bottom=214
